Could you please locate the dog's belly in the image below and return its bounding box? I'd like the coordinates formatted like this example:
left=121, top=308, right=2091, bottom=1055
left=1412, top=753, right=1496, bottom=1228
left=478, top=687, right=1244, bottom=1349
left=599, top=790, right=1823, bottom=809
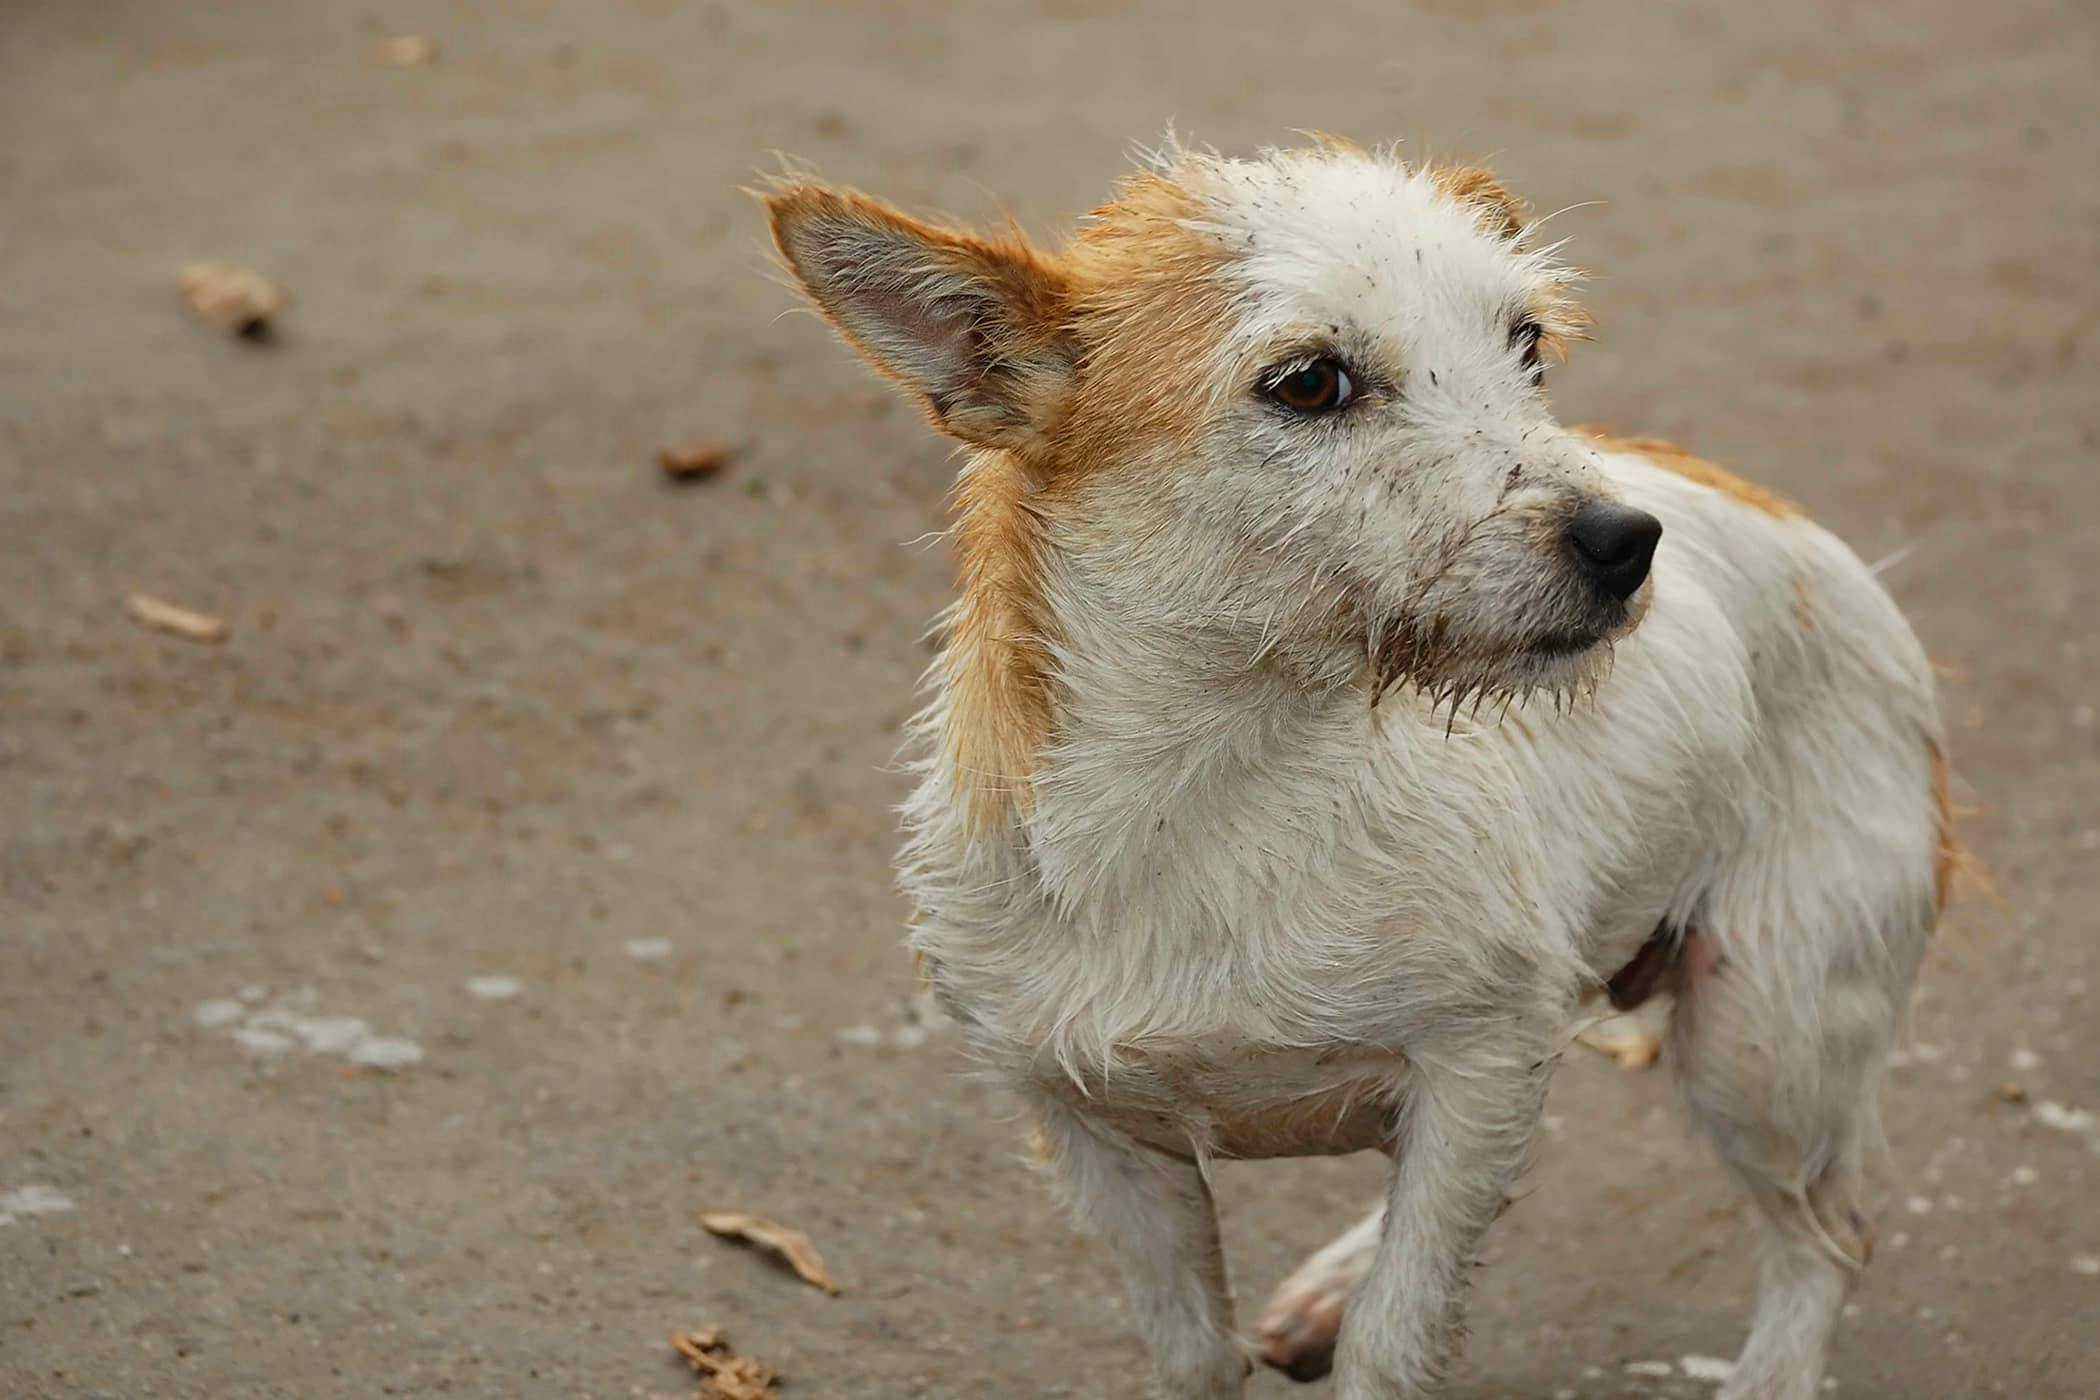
left=1039, top=1044, right=1408, bottom=1161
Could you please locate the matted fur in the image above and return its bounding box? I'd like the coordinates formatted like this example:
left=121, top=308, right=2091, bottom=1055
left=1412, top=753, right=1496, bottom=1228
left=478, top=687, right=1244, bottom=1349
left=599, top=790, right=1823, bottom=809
left=765, top=140, right=1948, bottom=1400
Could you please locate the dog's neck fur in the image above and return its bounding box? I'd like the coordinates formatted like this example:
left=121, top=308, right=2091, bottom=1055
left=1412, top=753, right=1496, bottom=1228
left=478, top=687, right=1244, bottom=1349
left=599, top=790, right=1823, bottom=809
left=924, top=446, right=1393, bottom=944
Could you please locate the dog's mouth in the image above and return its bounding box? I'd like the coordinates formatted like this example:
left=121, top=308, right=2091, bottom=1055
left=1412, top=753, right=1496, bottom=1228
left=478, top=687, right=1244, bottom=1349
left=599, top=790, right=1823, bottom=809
left=1525, top=628, right=1605, bottom=659
left=1360, top=599, right=1641, bottom=719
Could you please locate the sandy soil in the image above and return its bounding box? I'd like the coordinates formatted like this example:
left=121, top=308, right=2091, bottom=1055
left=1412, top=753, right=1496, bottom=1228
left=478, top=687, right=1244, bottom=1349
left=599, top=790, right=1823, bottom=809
left=3, top=2, right=2097, bottom=1396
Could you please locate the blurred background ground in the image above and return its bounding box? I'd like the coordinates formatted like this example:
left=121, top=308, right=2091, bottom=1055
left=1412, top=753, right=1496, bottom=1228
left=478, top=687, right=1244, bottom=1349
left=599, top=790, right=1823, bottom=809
left=2, top=2, right=2097, bottom=1396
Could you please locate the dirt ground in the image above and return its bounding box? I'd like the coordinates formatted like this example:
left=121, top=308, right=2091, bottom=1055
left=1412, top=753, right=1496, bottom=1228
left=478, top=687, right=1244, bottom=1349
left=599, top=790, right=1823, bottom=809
left=3, top=2, right=2097, bottom=1397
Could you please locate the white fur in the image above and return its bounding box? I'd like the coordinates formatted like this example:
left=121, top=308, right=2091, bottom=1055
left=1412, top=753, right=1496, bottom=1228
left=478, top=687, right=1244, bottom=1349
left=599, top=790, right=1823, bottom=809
left=789, top=145, right=1943, bottom=1399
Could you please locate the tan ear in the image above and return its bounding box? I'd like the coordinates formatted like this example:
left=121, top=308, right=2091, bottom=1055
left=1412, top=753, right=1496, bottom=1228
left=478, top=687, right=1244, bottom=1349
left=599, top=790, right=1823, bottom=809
left=764, top=183, right=1074, bottom=453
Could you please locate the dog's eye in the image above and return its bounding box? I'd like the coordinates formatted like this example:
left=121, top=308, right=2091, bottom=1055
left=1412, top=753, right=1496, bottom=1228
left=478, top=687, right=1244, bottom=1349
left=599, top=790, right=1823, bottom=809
left=1513, top=318, right=1545, bottom=385
left=1266, top=357, right=1356, bottom=414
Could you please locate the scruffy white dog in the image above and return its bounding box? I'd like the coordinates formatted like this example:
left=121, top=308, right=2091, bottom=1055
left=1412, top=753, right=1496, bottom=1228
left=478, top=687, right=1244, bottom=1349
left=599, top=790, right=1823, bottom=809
left=764, top=139, right=1953, bottom=1400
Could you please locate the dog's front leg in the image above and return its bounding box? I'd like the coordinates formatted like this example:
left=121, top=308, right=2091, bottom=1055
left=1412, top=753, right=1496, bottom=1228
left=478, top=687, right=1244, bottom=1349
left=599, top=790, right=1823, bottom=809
left=1029, top=1096, right=1247, bottom=1399
left=1334, top=1035, right=1554, bottom=1398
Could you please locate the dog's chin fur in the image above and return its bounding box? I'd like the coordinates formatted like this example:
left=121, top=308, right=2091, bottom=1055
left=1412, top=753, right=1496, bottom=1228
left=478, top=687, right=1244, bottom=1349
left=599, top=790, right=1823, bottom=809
left=1365, top=589, right=1647, bottom=718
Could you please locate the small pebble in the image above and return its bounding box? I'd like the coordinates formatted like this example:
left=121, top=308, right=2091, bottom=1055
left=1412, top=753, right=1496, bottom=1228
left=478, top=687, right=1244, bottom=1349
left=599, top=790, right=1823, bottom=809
left=0, top=1185, right=76, bottom=1223
left=1681, top=1354, right=1734, bottom=1382
left=232, top=1027, right=295, bottom=1056
left=192, top=1000, right=245, bottom=1028
left=466, top=976, right=521, bottom=1000
left=625, top=938, right=673, bottom=961
left=2034, top=1101, right=2097, bottom=1136
left=347, top=1037, right=423, bottom=1072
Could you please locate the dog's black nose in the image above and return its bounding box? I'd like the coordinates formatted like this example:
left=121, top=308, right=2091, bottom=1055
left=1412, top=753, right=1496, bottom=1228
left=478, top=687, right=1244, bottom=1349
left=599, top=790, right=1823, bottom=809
left=1566, top=501, right=1662, bottom=601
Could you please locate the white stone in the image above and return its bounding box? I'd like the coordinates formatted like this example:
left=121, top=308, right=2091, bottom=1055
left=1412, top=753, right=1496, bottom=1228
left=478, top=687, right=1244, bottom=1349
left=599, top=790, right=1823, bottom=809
left=1681, top=1354, right=1734, bottom=1382
left=348, top=1036, right=423, bottom=1071
left=2035, top=1101, right=2097, bottom=1136
left=191, top=1000, right=244, bottom=1028
left=0, top=1185, right=76, bottom=1226
left=289, top=1016, right=371, bottom=1055
left=231, top=1026, right=296, bottom=1055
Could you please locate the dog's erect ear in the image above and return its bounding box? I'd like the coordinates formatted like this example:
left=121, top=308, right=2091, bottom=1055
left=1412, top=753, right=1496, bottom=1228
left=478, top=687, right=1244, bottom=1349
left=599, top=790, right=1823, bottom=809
left=765, top=183, right=1074, bottom=454
left=1423, top=163, right=1528, bottom=242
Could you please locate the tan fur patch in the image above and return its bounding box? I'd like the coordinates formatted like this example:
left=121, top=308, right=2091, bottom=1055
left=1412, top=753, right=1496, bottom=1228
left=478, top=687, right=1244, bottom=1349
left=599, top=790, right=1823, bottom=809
left=1928, top=738, right=1959, bottom=918
left=1575, top=426, right=1802, bottom=519
left=1790, top=574, right=1818, bottom=631
left=1422, top=162, right=1527, bottom=241
left=938, top=170, right=1238, bottom=834
left=1022, top=1116, right=1056, bottom=1169
left=1056, top=170, right=1238, bottom=478
left=941, top=448, right=1060, bottom=834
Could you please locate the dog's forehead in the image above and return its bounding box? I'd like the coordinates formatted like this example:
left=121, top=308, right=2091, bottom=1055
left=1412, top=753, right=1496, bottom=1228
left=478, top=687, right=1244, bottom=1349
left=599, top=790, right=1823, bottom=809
left=1189, top=152, right=1536, bottom=344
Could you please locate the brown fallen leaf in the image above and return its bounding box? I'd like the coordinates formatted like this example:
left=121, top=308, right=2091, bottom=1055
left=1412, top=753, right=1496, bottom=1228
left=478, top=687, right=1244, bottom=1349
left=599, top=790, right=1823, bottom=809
left=179, top=262, right=285, bottom=339
left=1585, top=1029, right=1662, bottom=1071
left=376, top=34, right=436, bottom=67
left=2000, top=1081, right=2029, bottom=1105
left=658, top=440, right=736, bottom=482
left=127, top=593, right=229, bottom=644
left=672, top=1326, right=780, bottom=1400
left=700, top=1210, right=841, bottom=1295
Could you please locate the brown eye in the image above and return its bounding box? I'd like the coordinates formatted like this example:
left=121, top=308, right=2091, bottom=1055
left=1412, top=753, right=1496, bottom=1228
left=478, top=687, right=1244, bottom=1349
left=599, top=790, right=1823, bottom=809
left=1266, top=357, right=1356, bottom=414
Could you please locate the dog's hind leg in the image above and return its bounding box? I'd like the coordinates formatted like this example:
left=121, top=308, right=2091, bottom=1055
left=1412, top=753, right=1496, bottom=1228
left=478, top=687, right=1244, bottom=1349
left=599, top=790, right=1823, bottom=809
left=1671, top=739, right=1944, bottom=1400
left=1255, top=1205, right=1383, bottom=1381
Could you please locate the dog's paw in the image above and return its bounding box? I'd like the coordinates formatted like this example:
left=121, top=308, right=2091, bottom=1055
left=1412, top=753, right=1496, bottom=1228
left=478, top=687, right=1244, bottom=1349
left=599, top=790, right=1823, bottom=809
left=1255, top=1260, right=1357, bottom=1382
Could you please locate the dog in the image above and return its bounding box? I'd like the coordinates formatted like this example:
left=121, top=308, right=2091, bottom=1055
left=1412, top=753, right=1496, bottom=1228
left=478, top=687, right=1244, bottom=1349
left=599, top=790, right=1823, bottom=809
left=763, top=138, right=1954, bottom=1399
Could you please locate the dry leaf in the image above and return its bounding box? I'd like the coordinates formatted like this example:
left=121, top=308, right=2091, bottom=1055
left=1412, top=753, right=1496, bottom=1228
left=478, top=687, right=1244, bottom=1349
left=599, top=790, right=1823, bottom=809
left=1590, top=1031, right=1662, bottom=1071
left=127, top=593, right=229, bottom=644
left=672, top=1326, right=780, bottom=1400
left=700, top=1210, right=840, bottom=1294
left=179, top=263, right=285, bottom=338
left=2000, top=1082, right=2029, bottom=1105
left=376, top=34, right=436, bottom=67
left=658, top=441, right=736, bottom=482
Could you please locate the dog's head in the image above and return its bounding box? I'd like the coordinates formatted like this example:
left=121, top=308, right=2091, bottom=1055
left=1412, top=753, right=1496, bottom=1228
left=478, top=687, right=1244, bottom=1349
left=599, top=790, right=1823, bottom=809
left=766, top=141, right=1655, bottom=714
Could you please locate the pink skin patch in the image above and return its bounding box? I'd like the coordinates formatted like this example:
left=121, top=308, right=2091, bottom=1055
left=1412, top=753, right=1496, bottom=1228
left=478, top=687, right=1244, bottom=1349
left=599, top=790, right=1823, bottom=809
left=1681, top=928, right=1726, bottom=982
